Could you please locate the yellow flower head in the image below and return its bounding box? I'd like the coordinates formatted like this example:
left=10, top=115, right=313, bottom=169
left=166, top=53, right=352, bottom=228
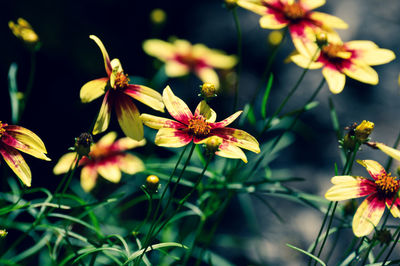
left=355, top=120, right=374, bottom=142
left=9, top=18, right=39, bottom=45
left=200, top=83, right=218, bottom=99
left=145, top=175, right=160, bottom=193
left=0, top=229, right=8, bottom=238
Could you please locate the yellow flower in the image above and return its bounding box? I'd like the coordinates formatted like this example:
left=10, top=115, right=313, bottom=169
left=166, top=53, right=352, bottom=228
left=140, top=86, right=260, bottom=163
left=9, top=18, right=39, bottom=44
left=354, top=120, right=374, bottom=142
left=143, top=38, right=237, bottom=88
left=53, top=132, right=145, bottom=192
left=0, top=121, right=50, bottom=187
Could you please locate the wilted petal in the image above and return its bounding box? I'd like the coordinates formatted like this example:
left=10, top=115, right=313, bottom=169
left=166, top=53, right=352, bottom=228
left=194, top=101, right=217, bottom=123
left=140, top=113, right=185, bottom=130
left=53, top=152, right=77, bottom=175
left=163, top=86, right=193, bottom=124
left=325, top=176, right=375, bottom=201
left=210, top=111, right=242, bottom=129
left=124, top=84, right=164, bottom=112
left=353, top=194, right=385, bottom=237
left=195, top=67, right=220, bottom=89
left=93, top=90, right=112, bottom=135
left=342, top=60, right=378, bottom=85
left=80, top=78, right=107, bottom=103
left=90, top=35, right=112, bottom=76
left=115, top=93, right=143, bottom=141
left=155, top=128, right=192, bottom=147
left=81, top=165, right=98, bottom=192
left=97, top=163, right=121, bottom=183
left=357, top=160, right=386, bottom=180
left=0, top=144, right=31, bottom=187
left=117, top=153, right=145, bottom=175
left=322, top=67, right=346, bottom=94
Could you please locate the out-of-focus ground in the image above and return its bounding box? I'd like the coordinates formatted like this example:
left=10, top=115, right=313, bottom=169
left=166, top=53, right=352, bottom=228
left=3, top=0, right=400, bottom=265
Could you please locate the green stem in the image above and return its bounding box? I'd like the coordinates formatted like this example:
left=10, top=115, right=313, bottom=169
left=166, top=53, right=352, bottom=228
left=132, top=188, right=153, bottom=234
left=232, top=7, right=242, bottom=112
left=382, top=226, right=400, bottom=265
left=374, top=226, right=400, bottom=262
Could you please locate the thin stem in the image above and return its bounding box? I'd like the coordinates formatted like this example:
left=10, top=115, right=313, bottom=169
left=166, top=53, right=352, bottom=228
left=133, top=187, right=153, bottom=234
left=382, top=226, right=400, bottom=265
left=375, top=226, right=400, bottom=262
left=232, top=7, right=242, bottom=112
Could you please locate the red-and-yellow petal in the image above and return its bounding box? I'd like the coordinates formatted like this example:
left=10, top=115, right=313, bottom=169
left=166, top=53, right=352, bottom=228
left=259, top=15, right=288, bottom=29
left=97, top=131, right=118, bottom=147
left=140, top=114, right=185, bottom=130
left=163, top=86, right=193, bottom=124
left=114, top=93, right=143, bottom=141
left=2, top=133, right=50, bottom=161
left=322, top=66, right=346, bottom=94
left=123, top=84, right=164, bottom=112
left=210, top=111, right=242, bottom=129
left=353, top=194, right=385, bottom=237
left=97, top=163, right=121, bottom=183
left=342, top=60, right=378, bottom=85
left=194, top=101, right=217, bottom=123
left=116, top=153, right=145, bottom=175
left=386, top=197, right=400, bottom=218
left=309, top=12, right=348, bottom=29
left=81, top=165, right=98, bottom=192
left=80, top=77, right=108, bottom=103
left=195, top=67, right=220, bottom=89
left=155, top=128, right=192, bottom=148
left=53, top=152, right=77, bottom=175
left=90, top=35, right=112, bottom=76
left=357, top=160, right=386, bottom=180
left=217, top=141, right=248, bottom=163
left=92, top=90, right=112, bottom=136
left=142, top=39, right=175, bottom=61
left=0, top=144, right=31, bottom=187
left=299, top=0, right=325, bottom=10
left=212, top=128, right=260, bottom=154
left=237, top=0, right=269, bottom=16
left=113, top=138, right=146, bottom=152
left=375, top=142, right=400, bottom=162
left=325, top=176, right=375, bottom=201
left=196, top=47, right=237, bottom=69
left=345, top=41, right=395, bottom=66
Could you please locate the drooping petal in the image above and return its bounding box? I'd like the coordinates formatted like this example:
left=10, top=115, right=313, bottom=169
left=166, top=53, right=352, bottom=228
left=113, top=138, right=146, bottom=152
left=212, top=128, right=260, bottom=154
left=80, top=77, right=108, bottom=103
left=53, top=152, right=77, bottom=175
left=80, top=165, right=98, bottom=192
left=237, top=0, right=269, bottom=16
left=322, top=67, right=346, bottom=94
left=217, top=142, right=248, bottom=163
left=375, top=142, right=400, bottom=162
left=165, top=61, right=190, bottom=77
left=142, top=39, right=175, bottom=61
left=348, top=43, right=395, bottom=66
left=1, top=133, right=50, bottom=161
left=259, top=15, right=288, bottom=29
left=123, top=84, right=164, bottom=112
left=310, top=12, right=348, bottom=29
left=114, top=93, right=143, bottom=141
left=290, top=53, right=324, bottom=69
left=299, top=0, right=325, bottom=10
left=386, top=197, right=400, bottom=218
left=5, top=125, right=48, bottom=154
left=116, top=153, right=145, bottom=175
left=162, top=86, right=193, bottom=124
left=194, top=101, right=217, bottom=123
left=97, top=163, right=121, bottom=183
left=90, top=35, right=112, bottom=76
left=195, top=67, right=220, bottom=89
left=325, top=176, right=375, bottom=201
left=210, top=111, right=242, bottom=129
left=342, top=60, right=378, bottom=85
left=353, top=194, right=385, bottom=237
left=357, top=160, right=386, bottom=180
left=93, top=90, right=112, bottom=135
left=155, top=128, right=192, bottom=148
left=140, top=114, right=185, bottom=130
left=0, top=144, right=31, bottom=187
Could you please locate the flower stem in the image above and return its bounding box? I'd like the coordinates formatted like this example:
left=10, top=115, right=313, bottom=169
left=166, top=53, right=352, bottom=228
left=382, top=226, right=400, bottom=264
left=232, top=7, right=242, bottom=112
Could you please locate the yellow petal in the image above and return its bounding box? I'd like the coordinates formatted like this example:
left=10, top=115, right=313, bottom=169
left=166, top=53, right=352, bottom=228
left=386, top=198, right=400, bottom=218
left=80, top=166, right=98, bottom=192
left=80, top=78, right=107, bottom=103
left=342, top=60, right=378, bottom=85
left=353, top=195, right=385, bottom=237
left=124, top=85, right=164, bottom=112
left=163, top=86, right=193, bottom=124
left=110, top=58, right=124, bottom=88
left=211, top=111, right=242, bottom=128
left=142, top=39, right=175, bottom=61
left=97, top=164, right=121, bottom=183
left=290, top=53, right=323, bottom=69
left=357, top=160, right=386, bottom=180
left=194, top=45, right=237, bottom=69
left=214, top=128, right=260, bottom=154
left=196, top=67, right=220, bottom=89
left=325, top=176, right=369, bottom=201
left=97, top=131, right=118, bottom=147
left=89, top=35, right=112, bottom=76
left=299, top=0, right=325, bottom=10
left=217, top=142, right=248, bottom=163
left=0, top=145, right=31, bottom=187
left=165, top=61, right=190, bottom=77
left=53, top=152, right=77, bottom=175
left=117, top=153, right=145, bottom=175
left=354, top=47, right=395, bottom=66
left=115, top=94, right=144, bottom=141
left=259, top=15, right=288, bottom=29
left=92, top=91, right=112, bottom=135
left=331, top=175, right=359, bottom=185
left=310, top=12, right=348, bottom=29
left=322, top=67, right=346, bottom=94
left=114, top=138, right=146, bottom=151
left=155, top=128, right=192, bottom=148
left=194, top=101, right=217, bottom=123
left=237, top=0, right=268, bottom=16
left=345, top=40, right=378, bottom=50
left=140, top=113, right=183, bottom=130
left=375, top=142, right=400, bottom=162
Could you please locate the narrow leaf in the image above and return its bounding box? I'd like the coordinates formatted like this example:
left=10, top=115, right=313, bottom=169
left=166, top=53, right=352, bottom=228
left=261, top=73, right=274, bottom=119
left=286, top=243, right=326, bottom=266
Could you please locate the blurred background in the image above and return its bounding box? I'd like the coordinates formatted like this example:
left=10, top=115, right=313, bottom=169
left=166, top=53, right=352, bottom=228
left=3, top=0, right=400, bottom=264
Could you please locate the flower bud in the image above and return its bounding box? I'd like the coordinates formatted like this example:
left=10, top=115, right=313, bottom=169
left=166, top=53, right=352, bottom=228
left=374, top=228, right=392, bottom=245
left=145, top=175, right=160, bottom=193
left=204, top=136, right=223, bottom=155
left=341, top=122, right=357, bottom=150
left=150, top=9, right=166, bottom=25
left=268, top=30, right=284, bottom=46
left=355, top=120, right=374, bottom=142
left=199, top=83, right=218, bottom=99
left=0, top=229, right=7, bottom=238
left=74, top=133, right=93, bottom=157
left=316, top=32, right=328, bottom=48
left=9, top=18, right=39, bottom=47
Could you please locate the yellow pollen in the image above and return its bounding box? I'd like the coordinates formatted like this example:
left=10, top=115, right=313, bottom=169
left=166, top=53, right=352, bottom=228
left=322, top=44, right=346, bottom=59
left=188, top=115, right=211, bottom=136
left=283, top=3, right=306, bottom=20
left=0, top=121, right=7, bottom=137
left=375, top=173, right=399, bottom=195
left=114, top=72, right=130, bottom=89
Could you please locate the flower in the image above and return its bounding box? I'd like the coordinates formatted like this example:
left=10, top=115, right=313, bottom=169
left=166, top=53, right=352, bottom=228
left=291, top=35, right=395, bottom=94
left=9, top=18, right=39, bottom=45
left=325, top=160, right=400, bottom=237
left=140, top=86, right=260, bottom=162
left=142, top=38, right=237, bottom=88
left=354, top=120, right=374, bottom=143
left=53, top=132, right=145, bottom=192
left=0, top=121, right=50, bottom=187
left=237, top=0, right=348, bottom=55
left=80, top=35, right=165, bottom=140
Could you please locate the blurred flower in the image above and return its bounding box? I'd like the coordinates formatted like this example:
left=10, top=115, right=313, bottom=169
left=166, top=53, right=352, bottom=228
left=268, top=30, right=284, bottom=46
left=291, top=36, right=395, bottom=94
left=53, top=132, right=145, bottom=192
left=80, top=35, right=164, bottom=140
left=8, top=18, right=39, bottom=45
left=150, top=9, right=167, bottom=24
left=237, top=0, right=348, bottom=55
left=0, top=121, right=50, bottom=187
left=373, top=142, right=400, bottom=162
left=140, top=86, right=260, bottom=162
left=225, top=0, right=238, bottom=9
left=325, top=160, right=400, bottom=237
left=0, top=229, right=7, bottom=238
left=145, top=175, right=160, bottom=193
left=142, top=38, right=237, bottom=88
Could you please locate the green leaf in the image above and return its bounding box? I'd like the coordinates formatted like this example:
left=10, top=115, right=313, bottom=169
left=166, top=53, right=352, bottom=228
left=261, top=73, right=274, bottom=119
left=239, top=104, right=256, bottom=126
left=13, top=233, right=52, bottom=263
left=8, top=63, right=19, bottom=124
left=123, top=242, right=188, bottom=264
left=286, top=243, right=326, bottom=266
left=329, top=97, right=341, bottom=141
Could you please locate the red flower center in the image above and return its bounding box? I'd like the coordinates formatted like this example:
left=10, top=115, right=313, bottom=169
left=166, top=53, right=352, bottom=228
left=0, top=121, right=7, bottom=137
left=188, top=115, right=211, bottom=136
left=114, top=72, right=130, bottom=89
left=175, top=54, right=205, bottom=69
left=375, top=173, right=399, bottom=196
left=283, top=2, right=306, bottom=20
left=322, top=44, right=347, bottom=59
